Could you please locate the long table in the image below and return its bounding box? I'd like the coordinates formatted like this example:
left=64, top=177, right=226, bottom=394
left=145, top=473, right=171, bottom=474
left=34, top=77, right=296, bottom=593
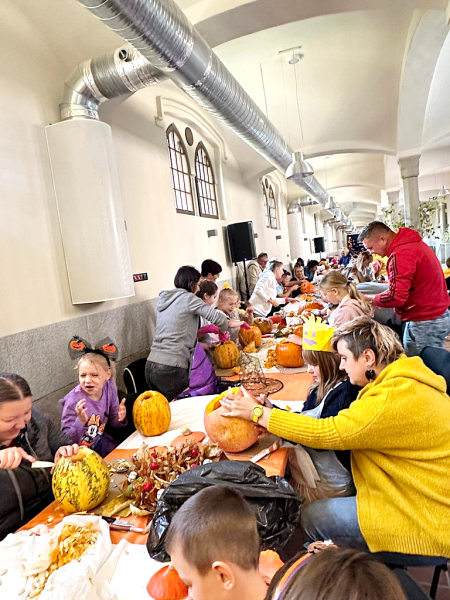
left=20, top=372, right=312, bottom=546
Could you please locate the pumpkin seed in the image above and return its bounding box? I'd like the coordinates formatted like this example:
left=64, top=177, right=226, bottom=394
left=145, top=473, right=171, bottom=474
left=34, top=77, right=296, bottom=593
left=0, top=569, right=6, bottom=575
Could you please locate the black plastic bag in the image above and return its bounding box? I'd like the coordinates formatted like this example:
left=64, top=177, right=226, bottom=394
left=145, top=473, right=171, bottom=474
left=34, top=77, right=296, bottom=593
left=147, top=460, right=303, bottom=562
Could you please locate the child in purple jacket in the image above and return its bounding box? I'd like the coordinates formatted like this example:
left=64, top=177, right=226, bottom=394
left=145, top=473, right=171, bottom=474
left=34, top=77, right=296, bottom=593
left=60, top=352, right=127, bottom=457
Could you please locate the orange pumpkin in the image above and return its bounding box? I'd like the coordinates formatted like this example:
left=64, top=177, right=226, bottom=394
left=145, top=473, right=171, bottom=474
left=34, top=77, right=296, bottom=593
left=204, top=388, right=259, bottom=453
left=303, top=301, right=323, bottom=312
left=293, top=325, right=303, bottom=337
left=276, top=340, right=304, bottom=368
left=256, top=320, right=273, bottom=334
left=171, top=431, right=205, bottom=449
left=300, top=281, right=315, bottom=294
left=239, top=326, right=262, bottom=349
left=214, top=340, right=240, bottom=369
left=146, top=565, right=188, bottom=600
left=259, top=550, right=285, bottom=583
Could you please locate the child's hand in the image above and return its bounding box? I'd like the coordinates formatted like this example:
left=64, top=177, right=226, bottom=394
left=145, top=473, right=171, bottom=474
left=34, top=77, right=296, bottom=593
left=118, top=398, right=127, bottom=422
left=228, top=319, right=242, bottom=328
left=76, top=399, right=88, bottom=425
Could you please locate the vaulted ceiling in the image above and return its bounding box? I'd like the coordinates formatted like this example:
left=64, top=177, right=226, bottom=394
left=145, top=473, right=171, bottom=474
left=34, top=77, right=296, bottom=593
left=15, top=0, right=450, bottom=226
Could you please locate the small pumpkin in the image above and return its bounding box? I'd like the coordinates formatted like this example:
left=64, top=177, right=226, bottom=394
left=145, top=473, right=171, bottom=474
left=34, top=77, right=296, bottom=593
left=214, top=340, right=240, bottom=369
left=300, top=281, right=315, bottom=294
left=255, top=319, right=273, bottom=334
left=293, top=325, right=303, bottom=337
left=133, top=390, right=171, bottom=437
left=146, top=565, right=188, bottom=600
left=259, top=550, right=285, bottom=583
left=239, top=325, right=262, bottom=349
left=276, top=340, right=304, bottom=368
left=302, top=301, right=323, bottom=312
left=171, top=430, right=205, bottom=449
left=52, top=447, right=110, bottom=513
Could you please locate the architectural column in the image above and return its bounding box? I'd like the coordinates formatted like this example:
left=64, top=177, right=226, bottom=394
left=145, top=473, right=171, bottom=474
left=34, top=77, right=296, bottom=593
left=387, top=190, right=400, bottom=211
left=438, top=202, right=448, bottom=236
left=398, top=155, right=421, bottom=231
left=323, top=222, right=333, bottom=254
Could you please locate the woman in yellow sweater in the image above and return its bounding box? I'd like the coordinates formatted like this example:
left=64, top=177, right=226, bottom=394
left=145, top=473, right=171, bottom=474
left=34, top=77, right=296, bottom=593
left=221, top=317, right=450, bottom=558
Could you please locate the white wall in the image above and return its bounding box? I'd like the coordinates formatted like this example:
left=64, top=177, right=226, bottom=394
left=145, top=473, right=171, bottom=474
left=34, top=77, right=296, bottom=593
left=0, top=2, right=291, bottom=337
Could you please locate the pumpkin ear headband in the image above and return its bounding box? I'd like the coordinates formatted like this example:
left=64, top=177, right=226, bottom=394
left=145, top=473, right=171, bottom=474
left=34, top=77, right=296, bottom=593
left=68, top=336, right=118, bottom=365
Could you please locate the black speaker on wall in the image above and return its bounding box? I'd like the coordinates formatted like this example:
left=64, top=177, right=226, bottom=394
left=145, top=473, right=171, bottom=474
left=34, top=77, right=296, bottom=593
left=313, top=236, right=325, bottom=254
left=227, top=222, right=257, bottom=263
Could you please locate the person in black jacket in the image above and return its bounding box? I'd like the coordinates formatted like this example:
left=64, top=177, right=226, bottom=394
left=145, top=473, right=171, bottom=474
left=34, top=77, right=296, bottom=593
left=0, top=373, right=79, bottom=540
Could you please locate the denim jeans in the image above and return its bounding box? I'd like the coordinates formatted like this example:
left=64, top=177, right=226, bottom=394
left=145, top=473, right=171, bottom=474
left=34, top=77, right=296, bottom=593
left=145, top=361, right=190, bottom=401
left=301, top=496, right=369, bottom=551
left=403, top=311, right=450, bottom=357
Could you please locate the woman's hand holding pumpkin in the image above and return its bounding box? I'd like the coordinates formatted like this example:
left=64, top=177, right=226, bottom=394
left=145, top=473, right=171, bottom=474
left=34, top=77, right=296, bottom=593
left=0, top=447, right=35, bottom=470
left=220, top=387, right=272, bottom=430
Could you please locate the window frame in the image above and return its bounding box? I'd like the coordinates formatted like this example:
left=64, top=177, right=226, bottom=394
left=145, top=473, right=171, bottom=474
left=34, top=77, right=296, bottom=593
left=166, top=123, right=195, bottom=216
left=263, top=178, right=278, bottom=230
left=194, top=142, right=219, bottom=220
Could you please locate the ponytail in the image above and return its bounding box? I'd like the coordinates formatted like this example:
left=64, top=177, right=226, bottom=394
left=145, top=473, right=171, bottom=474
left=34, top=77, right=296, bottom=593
left=347, top=282, right=373, bottom=315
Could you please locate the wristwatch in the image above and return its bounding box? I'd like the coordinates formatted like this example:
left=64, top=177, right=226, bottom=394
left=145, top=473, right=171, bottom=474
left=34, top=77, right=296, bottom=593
left=252, top=405, right=264, bottom=423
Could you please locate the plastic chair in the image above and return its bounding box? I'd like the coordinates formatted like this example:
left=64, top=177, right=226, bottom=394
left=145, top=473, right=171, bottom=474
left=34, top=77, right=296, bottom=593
left=420, top=346, right=450, bottom=394
left=373, top=553, right=448, bottom=599
left=123, top=358, right=148, bottom=395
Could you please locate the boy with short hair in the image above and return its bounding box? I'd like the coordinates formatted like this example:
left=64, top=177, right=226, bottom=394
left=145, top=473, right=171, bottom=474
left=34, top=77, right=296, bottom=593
left=165, top=486, right=268, bottom=600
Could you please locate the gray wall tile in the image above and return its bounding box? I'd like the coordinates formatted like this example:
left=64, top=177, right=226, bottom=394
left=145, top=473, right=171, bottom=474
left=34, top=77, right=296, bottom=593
left=4, top=316, right=89, bottom=400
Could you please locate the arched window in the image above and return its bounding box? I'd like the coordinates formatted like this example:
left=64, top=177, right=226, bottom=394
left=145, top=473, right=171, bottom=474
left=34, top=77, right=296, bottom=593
left=194, top=142, right=218, bottom=218
left=166, top=124, right=194, bottom=215
left=263, top=178, right=278, bottom=229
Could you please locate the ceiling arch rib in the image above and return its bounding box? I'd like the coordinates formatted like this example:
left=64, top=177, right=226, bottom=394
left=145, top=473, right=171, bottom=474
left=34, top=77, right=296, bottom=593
left=397, top=9, right=447, bottom=158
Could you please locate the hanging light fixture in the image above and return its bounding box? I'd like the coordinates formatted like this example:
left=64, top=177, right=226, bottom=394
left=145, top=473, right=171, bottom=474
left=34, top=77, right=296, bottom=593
left=438, top=185, right=450, bottom=198
left=286, top=151, right=314, bottom=180
left=285, top=52, right=314, bottom=181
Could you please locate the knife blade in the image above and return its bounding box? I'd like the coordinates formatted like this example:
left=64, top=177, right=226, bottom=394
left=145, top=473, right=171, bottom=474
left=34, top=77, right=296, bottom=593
left=31, top=460, right=55, bottom=469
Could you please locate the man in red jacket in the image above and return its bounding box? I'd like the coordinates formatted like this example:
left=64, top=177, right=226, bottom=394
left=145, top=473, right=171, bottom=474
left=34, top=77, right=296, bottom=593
left=359, top=221, right=450, bottom=356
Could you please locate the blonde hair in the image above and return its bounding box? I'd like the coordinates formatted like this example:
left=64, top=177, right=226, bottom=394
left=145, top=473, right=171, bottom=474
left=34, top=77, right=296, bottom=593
left=331, top=316, right=404, bottom=366
left=76, top=352, right=116, bottom=380
left=218, top=288, right=240, bottom=303
left=319, top=271, right=372, bottom=314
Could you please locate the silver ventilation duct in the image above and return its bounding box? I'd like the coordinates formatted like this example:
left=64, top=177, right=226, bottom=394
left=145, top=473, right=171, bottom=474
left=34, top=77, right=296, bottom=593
left=61, top=45, right=167, bottom=120
left=77, top=0, right=349, bottom=219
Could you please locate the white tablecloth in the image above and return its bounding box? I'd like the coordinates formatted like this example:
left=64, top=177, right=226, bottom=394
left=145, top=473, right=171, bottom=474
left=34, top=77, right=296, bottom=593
left=118, top=395, right=304, bottom=450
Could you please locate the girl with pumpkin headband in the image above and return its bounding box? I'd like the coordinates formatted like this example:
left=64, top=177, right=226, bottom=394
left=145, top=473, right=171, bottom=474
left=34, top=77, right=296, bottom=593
left=60, top=336, right=127, bottom=457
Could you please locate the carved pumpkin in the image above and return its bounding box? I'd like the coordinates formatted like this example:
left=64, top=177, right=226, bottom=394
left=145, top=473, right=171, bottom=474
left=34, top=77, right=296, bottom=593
left=259, top=550, right=285, bottom=583
left=276, top=340, right=304, bottom=368
left=214, top=340, right=240, bottom=369
left=300, top=281, right=315, bottom=294
left=146, top=565, right=188, bottom=600
left=239, top=325, right=262, bottom=349
left=133, top=391, right=171, bottom=437
left=255, top=319, right=273, bottom=334
left=204, top=388, right=259, bottom=453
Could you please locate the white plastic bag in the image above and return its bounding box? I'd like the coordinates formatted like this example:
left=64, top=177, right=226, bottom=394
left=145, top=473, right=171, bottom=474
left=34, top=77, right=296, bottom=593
left=0, top=515, right=115, bottom=600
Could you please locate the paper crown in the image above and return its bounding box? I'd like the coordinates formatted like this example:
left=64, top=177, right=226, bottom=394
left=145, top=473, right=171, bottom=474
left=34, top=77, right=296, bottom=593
left=301, top=315, right=335, bottom=352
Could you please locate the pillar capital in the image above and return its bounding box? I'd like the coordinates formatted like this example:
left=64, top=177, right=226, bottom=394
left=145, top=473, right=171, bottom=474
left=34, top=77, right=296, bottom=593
left=387, top=190, right=400, bottom=206
left=398, top=155, right=420, bottom=179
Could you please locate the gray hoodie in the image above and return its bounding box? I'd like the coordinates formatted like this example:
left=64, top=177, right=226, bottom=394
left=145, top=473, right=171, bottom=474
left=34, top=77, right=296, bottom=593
left=148, top=288, right=229, bottom=369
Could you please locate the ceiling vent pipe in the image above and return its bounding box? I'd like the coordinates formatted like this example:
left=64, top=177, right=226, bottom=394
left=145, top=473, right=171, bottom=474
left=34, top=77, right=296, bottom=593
left=77, top=0, right=350, bottom=220
left=61, top=45, right=167, bottom=120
